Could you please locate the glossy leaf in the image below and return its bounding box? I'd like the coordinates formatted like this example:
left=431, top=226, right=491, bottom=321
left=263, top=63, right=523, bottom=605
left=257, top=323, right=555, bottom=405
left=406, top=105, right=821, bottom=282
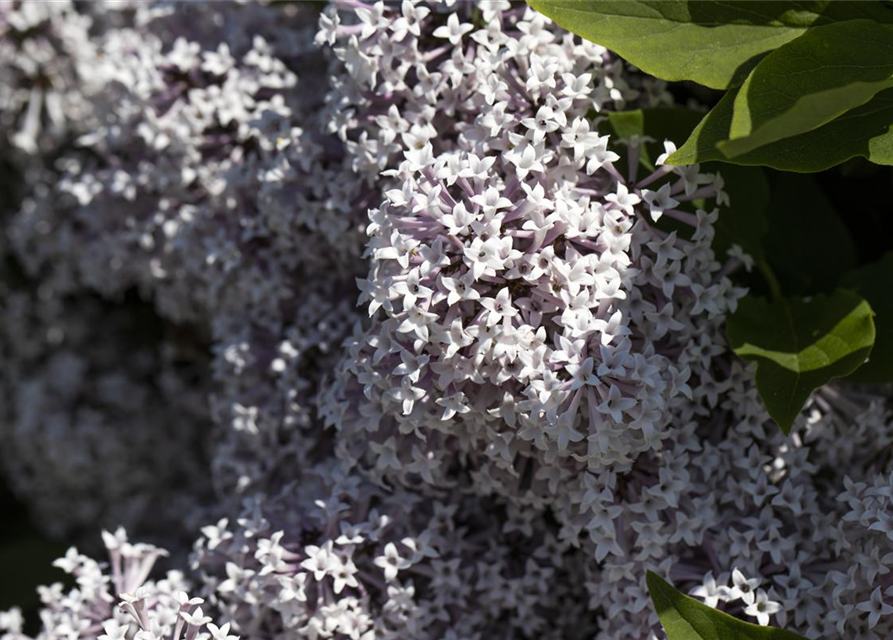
left=726, top=291, right=875, bottom=433
left=647, top=571, right=808, bottom=640
left=526, top=1, right=893, bottom=90
left=670, top=87, right=893, bottom=171
left=841, top=253, right=893, bottom=383
left=719, top=20, right=893, bottom=158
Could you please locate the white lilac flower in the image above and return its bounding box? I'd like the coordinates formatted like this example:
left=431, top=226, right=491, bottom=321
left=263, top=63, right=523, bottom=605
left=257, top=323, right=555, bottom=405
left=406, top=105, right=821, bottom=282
left=1, top=530, right=219, bottom=640
left=192, top=460, right=599, bottom=640
left=744, top=589, right=782, bottom=627
left=322, top=64, right=737, bottom=561
left=5, top=3, right=893, bottom=640
left=729, top=567, right=761, bottom=605
left=689, top=572, right=730, bottom=608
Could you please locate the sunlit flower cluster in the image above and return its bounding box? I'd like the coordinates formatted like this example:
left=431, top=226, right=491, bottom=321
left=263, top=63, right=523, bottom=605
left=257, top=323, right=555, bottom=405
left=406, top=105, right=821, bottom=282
left=318, top=1, right=668, bottom=181
left=0, top=529, right=225, bottom=640
left=2, top=3, right=893, bottom=640
left=318, top=5, right=741, bottom=559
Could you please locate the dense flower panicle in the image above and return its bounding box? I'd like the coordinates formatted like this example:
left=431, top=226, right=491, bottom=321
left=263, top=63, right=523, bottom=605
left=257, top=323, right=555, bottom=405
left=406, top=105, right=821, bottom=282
left=319, top=16, right=739, bottom=544
left=193, top=460, right=598, bottom=640
left=326, top=138, right=735, bottom=471
left=316, top=0, right=740, bottom=557
left=3, top=2, right=893, bottom=640
left=319, top=2, right=671, bottom=181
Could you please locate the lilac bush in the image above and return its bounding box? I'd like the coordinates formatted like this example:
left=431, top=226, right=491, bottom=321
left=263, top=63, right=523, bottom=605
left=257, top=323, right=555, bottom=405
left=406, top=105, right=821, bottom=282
left=2, top=2, right=893, bottom=640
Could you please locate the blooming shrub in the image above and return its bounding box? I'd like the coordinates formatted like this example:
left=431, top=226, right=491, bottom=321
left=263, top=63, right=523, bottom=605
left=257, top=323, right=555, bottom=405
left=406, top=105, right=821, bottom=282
left=2, top=0, right=367, bottom=518
left=3, top=2, right=893, bottom=640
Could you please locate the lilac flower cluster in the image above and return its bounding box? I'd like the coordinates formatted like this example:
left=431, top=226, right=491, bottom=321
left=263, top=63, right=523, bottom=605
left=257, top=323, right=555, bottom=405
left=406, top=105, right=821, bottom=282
left=193, top=459, right=597, bottom=640
left=317, top=1, right=669, bottom=181
left=1, top=0, right=368, bottom=532
left=8, top=1, right=363, bottom=324
left=656, top=374, right=893, bottom=640
left=0, top=529, right=227, bottom=640
left=3, top=2, right=893, bottom=640
left=319, top=1, right=740, bottom=553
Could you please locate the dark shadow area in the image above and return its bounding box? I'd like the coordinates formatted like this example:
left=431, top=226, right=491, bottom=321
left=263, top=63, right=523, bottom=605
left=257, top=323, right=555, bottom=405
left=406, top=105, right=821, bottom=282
left=0, top=481, right=72, bottom=634
left=822, top=160, right=893, bottom=265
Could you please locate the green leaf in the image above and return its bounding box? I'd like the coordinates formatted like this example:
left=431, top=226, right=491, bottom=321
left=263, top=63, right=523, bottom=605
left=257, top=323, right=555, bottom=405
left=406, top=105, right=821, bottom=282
left=525, top=1, right=893, bottom=90
left=720, top=20, right=893, bottom=158
left=646, top=571, right=808, bottom=640
left=763, top=174, right=856, bottom=294
left=841, top=253, right=893, bottom=383
left=670, top=86, right=893, bottom=171
left=605, top=109, right=647, bottom=141
left=708, top=163, right=769, bottom=261
left=726, top=290, right=875, bottom=433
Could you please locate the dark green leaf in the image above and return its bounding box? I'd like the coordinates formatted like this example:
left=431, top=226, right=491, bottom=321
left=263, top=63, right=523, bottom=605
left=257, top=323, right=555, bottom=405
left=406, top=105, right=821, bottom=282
left=670, top=87, right=893, bottom=171
left=605, top=109, right=647, bottom=141
left=763, top=174, right=856, bottom=294
left=726, top=290, right=875, bottom=433
left=719, top=20, right=893, bottom=158
left=526, top=1, right=893, bottom=90
left=647, top=571, right=808, bottom=640
left=707, top=163, right=770, bottom=261
left=603, top=107, right=705, bottom=169
left=841, top=253, right=893, bottom=383
left=606, top=107, right=704, bottom=142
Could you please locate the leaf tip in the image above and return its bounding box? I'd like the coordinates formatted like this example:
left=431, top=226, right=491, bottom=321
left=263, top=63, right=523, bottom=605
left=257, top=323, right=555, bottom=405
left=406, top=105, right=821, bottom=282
left=645, top=570, right=665, bottom=594
left=664, top=151, right=692, bottom=166
left=775, top=418, right=793, bottom=436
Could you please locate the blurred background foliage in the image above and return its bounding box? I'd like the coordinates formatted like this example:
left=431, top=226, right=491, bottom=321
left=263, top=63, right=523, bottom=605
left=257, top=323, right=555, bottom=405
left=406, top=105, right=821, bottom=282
left=0, top=134, right=71, bottom=633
